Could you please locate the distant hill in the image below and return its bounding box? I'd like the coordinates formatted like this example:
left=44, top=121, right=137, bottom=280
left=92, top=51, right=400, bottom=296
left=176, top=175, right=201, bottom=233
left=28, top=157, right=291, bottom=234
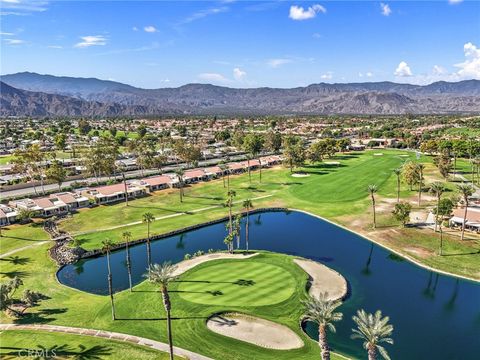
left=1, top=72, right=479, bottom=116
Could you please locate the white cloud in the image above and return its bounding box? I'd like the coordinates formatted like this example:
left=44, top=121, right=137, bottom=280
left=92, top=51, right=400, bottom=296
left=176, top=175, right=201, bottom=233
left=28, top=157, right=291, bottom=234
left=132, top=26, right=138, bottom=31
left=144, top=26, right=157, bottom=33
left=432, top=65, right=446, bottom=75
left=380, top=3, right=392, bottom=16
left=4, top=38, right=24, bottom=45
left=0, top=0, right=49, bottom=15
left=366, top=72, right=373, bottom=77
left=0, top=31, right=14, bottom=36
left=321, top=72, right=333, bottom=80
left=454, top=42, right=480, bottom=78
left=394, top=61, right=412, bottom=77
left=233, top=67, right=246, bottom=81
left=289, top=4, right=326, bottom=21
left=312, top=33, right=322, bottom=39
left=180, top=6, right=228, bottom=25
left=47, top=45, right=63, bottom=49
left=74, top=35, right=107, bottom=48
left=267, top=58, right=292, bottom=68
left=198, top=73, right=228, bottom=83
left=448, top=0, right=463, bottom=4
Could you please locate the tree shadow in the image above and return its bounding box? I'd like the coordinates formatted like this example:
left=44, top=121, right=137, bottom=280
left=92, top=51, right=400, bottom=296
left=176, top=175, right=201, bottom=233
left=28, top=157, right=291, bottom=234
left=0, top=236, right=46, bottom=242
left=441, top=249, right=480, bottom=257
left=184, top=194, right=223, bottom=201
left=115, top=315, right=207, bottom=321
left=0, top=344, right=112, bottom=360
left=13, top=308, right=68, bottom=325
left=0, top=270, right=30, bottom=279
left=0, top=256, right=31, bottom=266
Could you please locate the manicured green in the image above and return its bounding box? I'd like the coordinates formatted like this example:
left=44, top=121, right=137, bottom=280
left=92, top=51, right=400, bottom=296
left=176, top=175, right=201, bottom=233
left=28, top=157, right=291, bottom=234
left=177, top=260, right=296, bottom=306
left=0, top=330, right=175, bottom=359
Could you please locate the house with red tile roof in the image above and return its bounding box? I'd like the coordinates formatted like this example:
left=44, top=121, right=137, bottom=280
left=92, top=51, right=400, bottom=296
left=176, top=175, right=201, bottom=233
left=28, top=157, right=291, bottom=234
left=82, top=182, right=146, bottom=204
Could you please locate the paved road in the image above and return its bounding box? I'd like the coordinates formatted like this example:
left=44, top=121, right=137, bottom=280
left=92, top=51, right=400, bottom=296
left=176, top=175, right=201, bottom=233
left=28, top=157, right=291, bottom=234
left=0, top=154, right=248, bottom=199
left=0, top=324, right=213, bottom=360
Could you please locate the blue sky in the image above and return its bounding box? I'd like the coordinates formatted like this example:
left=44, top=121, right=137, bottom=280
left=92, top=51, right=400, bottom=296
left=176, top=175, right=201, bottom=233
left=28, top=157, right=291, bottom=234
left=1, top=0, right=479, bottom=88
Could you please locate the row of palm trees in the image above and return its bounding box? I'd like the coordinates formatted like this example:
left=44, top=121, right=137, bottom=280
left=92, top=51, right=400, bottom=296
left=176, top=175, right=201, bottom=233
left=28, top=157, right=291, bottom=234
left=304, top=293, right=394, bottom=360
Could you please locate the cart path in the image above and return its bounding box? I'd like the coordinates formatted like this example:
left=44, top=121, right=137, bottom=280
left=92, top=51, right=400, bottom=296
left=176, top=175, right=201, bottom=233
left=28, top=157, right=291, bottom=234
left=0, top=323, right=212, bottom=360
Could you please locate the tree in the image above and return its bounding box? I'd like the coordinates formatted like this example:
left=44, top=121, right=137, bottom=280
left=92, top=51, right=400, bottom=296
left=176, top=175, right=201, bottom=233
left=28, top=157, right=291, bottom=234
left=433, top=198, right=454, bottom=255
left=175, top=168, right=185, bottom=203
left=20, top=289, right=45, bottom=315
left=368, top=184, right=378, bottom=229
left=351, top=309, right=394, bottom=360
left=243, top=199, right=253, bottom=251
left=54, top=132, right=67, bottom=155
left=223, top=231, right=234, bottom=253
left=101, top=239, right=116, bottom=320
left=402, top=161, right=420, bottom=191
left=218, top=163, right=228, bottom=189
left=225, top=190, right=237, bottom=236
left=393, top=168, right=402, bottom=203
left=78, top=119, right=91, bottom=135
left=243, top=133, right=264, bottom=182
left=283, top=136, right=305, bottom=173
left=303, top=293, right=343, bottom=360
left=429, top=182, right=445, bottom=232
left=123, top=231, right=133, bottom=292
left=392, top=202, right=411, bottom=227
left=457, top=183, right=474, bottom=241
left=142, top=212, right=155, bottom=266
left=16, top=208, right=35, bottom=224
left=144, top=262, right=177, bottom=360
left=264, top=130, right=282, bottom=153
left=0, top=277, right=23, bottom=314
left=417, top=163, right=425, bottom=206
left=46, top=160, right=67, bottom=190
left=233, top=214, right=242, bottom=249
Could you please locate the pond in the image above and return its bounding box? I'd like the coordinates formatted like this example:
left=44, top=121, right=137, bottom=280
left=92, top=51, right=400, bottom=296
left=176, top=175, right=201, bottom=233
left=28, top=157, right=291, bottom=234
left=57, top=210, right=480, bottom=360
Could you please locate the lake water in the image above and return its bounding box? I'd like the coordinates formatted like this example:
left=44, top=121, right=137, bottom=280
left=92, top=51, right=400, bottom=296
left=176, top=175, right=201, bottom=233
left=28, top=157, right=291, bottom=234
left=57, top=210, right=480, bottom=359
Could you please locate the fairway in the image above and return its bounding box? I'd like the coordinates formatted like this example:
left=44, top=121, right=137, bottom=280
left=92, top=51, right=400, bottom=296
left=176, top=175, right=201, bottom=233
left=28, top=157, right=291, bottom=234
left=177, top=260, right=296, bottom=306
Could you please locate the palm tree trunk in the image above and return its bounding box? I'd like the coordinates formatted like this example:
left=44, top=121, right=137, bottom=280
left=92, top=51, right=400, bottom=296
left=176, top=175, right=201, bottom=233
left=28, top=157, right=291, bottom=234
left=396, top=176, right=400, bottom=203
left=147, top=223, right=151, bottom=266
left=318, top=325, right=330, bottom=360
left=367, top=344, right=377, bottom=360
left=126, top=242, right=132, bottom=292
left=162, top=288, right=174, bottom=360
left=246, top=209, right=249, bottom=251
left=248, top=159, right=251, bottom=182
left=227, top=173, right=230, bottom=191
left=439, top=223, right=443, bottom=256
left=453, top=154, right=457, bottom=179
left=371, top=196, right=376, bottom=229
left=461, top=204, right=468, bottom=241
left=435, top=195, right=440, bottom=232
left=106, top=253, right=115, bottom=320
left=259, top=161, right=262, bottom=183
left=222, top=173, right=226, bottom=188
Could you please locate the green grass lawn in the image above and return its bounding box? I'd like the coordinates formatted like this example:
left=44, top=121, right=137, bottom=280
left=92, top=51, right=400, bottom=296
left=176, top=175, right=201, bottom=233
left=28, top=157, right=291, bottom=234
left=1, top=148, right=478, bottom=359
left=0, top=330, right=175, bottom=359
left=177, top=259, right=296, bottom=306
left=0, top=222, right=50, bottom=255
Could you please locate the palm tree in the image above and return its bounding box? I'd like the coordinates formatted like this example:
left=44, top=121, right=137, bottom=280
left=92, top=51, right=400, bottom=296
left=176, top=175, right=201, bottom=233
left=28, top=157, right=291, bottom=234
left=218, top=163, right=228, bottom=188
left=122, top=231, right=133, bottom=292
left=225, top=190, right=237, bottom=235
left=242, top=199, right=253, bottom=251
left=175, top=168, right=185, bottom=203
left=429, top=182, right=445, bottom=233
left=368, top=184, right=378, bottom=229
left=233, top=214, right=242, bottom=249
left=144, top=262, right=177, bottom=360
left=351, top=309, right=394, bottom=360
left=303, top=293, right=343, bottom=360
left=101, top=239, right=116, bottom=320
left=142, top=212, right=155, bottom=266
left=457, top=183, right=474, bottom=241
left=417, top=163, right=425, bottom=206
left=393, top=168, right=402, bottom=203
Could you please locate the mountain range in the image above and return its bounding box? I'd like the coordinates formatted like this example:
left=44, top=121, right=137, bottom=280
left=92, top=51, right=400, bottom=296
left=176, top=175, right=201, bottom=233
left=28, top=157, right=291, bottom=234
left=1, top=72, right=479, bottom=117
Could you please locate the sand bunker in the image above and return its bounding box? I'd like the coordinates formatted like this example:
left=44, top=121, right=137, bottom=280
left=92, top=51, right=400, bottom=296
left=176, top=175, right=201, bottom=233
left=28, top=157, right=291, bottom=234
left=374, top=153, right=384, bottom=156
left=294, top=259, right=347, bottom=301
left=291, top=173, right=310, bottom=177
left=207, top=313, right=304, bottom=350
left=173, top=252, right=258, bottom=277
left=325, top=161, right=341, bottom=165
